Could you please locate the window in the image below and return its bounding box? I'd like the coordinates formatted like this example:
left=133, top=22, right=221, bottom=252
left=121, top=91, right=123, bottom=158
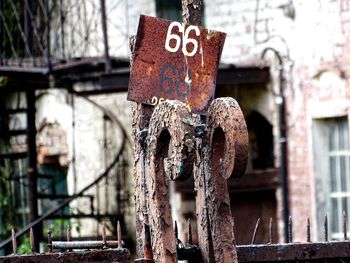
left=156, top=0, right=182, bottom=22
left=313, top=116, right=350, bottom=239
left=155, top=0, right=205, bottom=25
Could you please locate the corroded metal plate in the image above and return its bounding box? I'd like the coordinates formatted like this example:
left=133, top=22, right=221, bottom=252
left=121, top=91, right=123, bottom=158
left=128, top=15, right=226, bottom=114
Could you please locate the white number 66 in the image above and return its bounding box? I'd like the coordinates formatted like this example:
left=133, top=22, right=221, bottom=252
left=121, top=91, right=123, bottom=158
left=164, top=22, right=200, bottom=57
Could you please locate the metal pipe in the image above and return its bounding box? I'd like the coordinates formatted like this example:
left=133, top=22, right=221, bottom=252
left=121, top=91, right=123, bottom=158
left=52, top=240, right=122, bottom=250
left=59, top=0, right=66, bottom=60
left=45, top=0, right=51, bottom=71
left=100, top=0, right=112, bottom=73
left=26, top=89, right=40, bottom=251
left=261, top=47, right=289, bottom=243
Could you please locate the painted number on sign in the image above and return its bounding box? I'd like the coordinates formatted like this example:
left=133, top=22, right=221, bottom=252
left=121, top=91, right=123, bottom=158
left=164, top=22, right=200, bottom=57
left=160, top=64, right=192, bottom=97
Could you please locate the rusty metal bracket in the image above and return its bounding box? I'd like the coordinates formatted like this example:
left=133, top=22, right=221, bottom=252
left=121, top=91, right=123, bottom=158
left=205, top=97, right=248, bottom=180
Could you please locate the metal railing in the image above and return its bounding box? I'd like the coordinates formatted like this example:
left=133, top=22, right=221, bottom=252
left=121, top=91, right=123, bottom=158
left=0, top=0, right=129, bottom=70
left=0, top=93, right=129, bottom=251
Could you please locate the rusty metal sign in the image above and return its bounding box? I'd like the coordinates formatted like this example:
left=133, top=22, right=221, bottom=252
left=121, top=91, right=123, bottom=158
left=128, top=15, right=226, bottom=114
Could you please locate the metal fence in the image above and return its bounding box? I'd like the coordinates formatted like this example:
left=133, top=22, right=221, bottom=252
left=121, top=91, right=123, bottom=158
left=0, top=0, right=129, bottom=69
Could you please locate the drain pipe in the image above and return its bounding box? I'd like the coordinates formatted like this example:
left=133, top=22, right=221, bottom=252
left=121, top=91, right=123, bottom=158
left=261, top=47, right=289, bottom=243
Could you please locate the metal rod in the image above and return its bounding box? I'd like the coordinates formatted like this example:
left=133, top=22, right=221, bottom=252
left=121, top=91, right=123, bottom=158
left=117, top=221, right=122, bottom=248
left=269, top=217, right=273, bottom=244
left=174, top=220, right=178, bottom=240
left=11, top=229, right=17, bottom=254
left=67, top=225, right=71, bottom=241
left=47, top=229, right=52, bottom=253
left=59, top=0, right=66, bottom=60
left=288, top=216, right=293, bottom=243
left=188, top=218, right=193, bottom=245
left=324, top=214, right=328, bottom=242
left=251, top=218, right=261, bottom=244
left=99, top=0, right=112, bottom=73
left=52, top=240, right=121, bottom=250
left=307, top=217, right=311, bottom=242
left=102, top=222, right=107, bottom=247
left=45, top=0, right=51, bottom=71
left=26, top=89, right=40, bottom=251
left=30, top=228, right=35, bottom=254
left=344, top=211, right=348, bottom=240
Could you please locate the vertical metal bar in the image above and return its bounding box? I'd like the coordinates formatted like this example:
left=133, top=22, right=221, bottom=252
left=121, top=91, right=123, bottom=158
left=325, top=213, right=329, bottom=242
left=251, top=218, right=260, bottom=244
left=45, top=0, right=52, bottom=71
left=47, top=229, right=52, bottom=253
left=187, top=218, right=193, bottom=245
left=174, top=220, right=178, bottom=240
left=59, top=0, right=66, bottom=60
left=71, top=93, right=77, bottom=193
left=11, top=229, right=17, bottom=254
left=116, top=158, right=121, bottom=215
left=30, top=228, right=35, bottom=254
left=336, top=124, right=341, bottom=239
left=26, top=89, right=39, bottom=252
left=117, top=221, right=122, bottom=248
left=344, top=211, right=348, bottom=240
left=103, top=115, right=109, bottom=213
left=288, top=216, right=293, bottom=243
left=269, top=217, right=273, bottom=244
left=100, top=0, right=112, bottom=73
left=102, top=222, right=107, bottom=247
left=307, top=217, right=311, bottom=242
left=66, top=225, right=71, bottom=241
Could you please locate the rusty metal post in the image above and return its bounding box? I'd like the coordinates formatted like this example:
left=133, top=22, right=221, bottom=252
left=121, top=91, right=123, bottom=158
left=202, top=98, right=248, bottom=263
left=146, top=101, right=196, bottom=262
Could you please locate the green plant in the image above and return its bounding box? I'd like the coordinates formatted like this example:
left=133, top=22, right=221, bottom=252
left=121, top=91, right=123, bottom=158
left=17, top=236, right=31, bottom=255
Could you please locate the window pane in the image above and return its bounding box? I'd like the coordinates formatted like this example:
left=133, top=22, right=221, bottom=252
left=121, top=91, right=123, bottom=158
left=329, top=123, right=337, bottom=151
left=341, top=156, right=347, bottom=192
left=342, top=197, right=348, bottom=215
left=331, top=198, right=339, bottom=234
left=330, top=156, right=337, bottom=192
